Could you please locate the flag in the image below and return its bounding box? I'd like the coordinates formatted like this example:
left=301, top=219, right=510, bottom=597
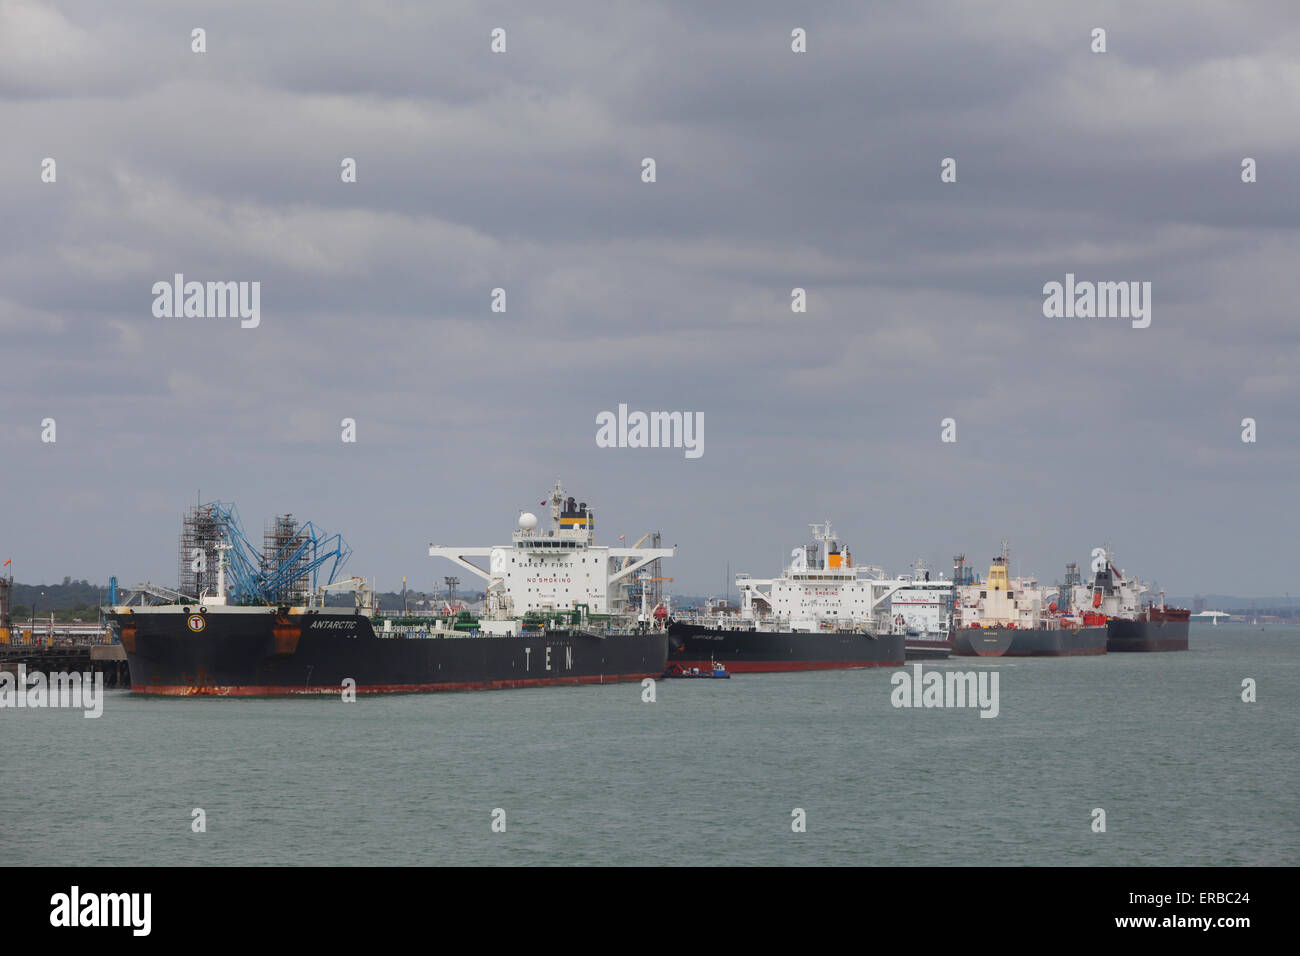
left=2, top=558, right=9, bottom=567
left=619, top=535, right=625, bottom=541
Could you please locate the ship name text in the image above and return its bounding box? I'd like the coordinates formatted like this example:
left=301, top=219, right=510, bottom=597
left=524, top=644, right=574, bottom=672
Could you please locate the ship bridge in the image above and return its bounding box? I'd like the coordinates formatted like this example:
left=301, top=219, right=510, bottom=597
left=429, top=481, right=672, bottom=617
left=736, top=520, right=905, bottom=630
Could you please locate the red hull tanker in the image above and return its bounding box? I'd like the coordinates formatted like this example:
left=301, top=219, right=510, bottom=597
left=1083, top=549, right=1191, bottom=652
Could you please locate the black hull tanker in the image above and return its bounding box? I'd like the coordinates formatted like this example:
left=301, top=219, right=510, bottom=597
left=1084, top=551, right=1191, bottom=652
left=107, top=481, right=674, bottom=696
left=953, top=546, right=1108, bottom=657
left=952, top=625, right=1108, bottom=658
left=668, top=520, right=912, bottom=673
left=951, top=628, right=1014, bottom=657
left=951, top=629, right=1102, bottom=658
left=115, top=607, right=667, bottom=696
left=904, top=636, right=952, bottom=660
left=668, top=620, right=904, bottom=673
left=1106, top=608, right=1190, bottom=652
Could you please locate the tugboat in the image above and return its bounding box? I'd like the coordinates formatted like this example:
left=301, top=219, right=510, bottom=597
left=663, top=660, right=731, bottom=679
left=667, top=521, right=906, bottom=672
left=951, top=543, right=1107, bottom=657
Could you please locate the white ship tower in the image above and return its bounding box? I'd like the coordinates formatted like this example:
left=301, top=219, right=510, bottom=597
left=428, top=480, right=673, bottom=634
left=1072, top=545, right=1146, bottom=618
left=734, top=520, right=903, bottom=633
left=888, top=558, right=955, bottom=637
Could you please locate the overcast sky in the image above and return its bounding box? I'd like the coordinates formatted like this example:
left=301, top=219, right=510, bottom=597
left=2, top=0, right=1298, bottom=597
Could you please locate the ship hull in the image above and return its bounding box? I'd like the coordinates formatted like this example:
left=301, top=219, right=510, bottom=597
left=953, top=626, right=1107, bottom=657
left=667, top=620, right=904, bottom=672
left=1006, top=625, right=1107, bottom=656
left=905, top=634, right=953, bottom=660
left=112, top=609, right=667, bottom=696
left=1106, top=612, right=1190, bottom=652
left=951, top=628, right=1015, bottom=657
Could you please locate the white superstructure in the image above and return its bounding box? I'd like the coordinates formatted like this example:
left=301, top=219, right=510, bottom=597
left=1071, top=546, right=1146, bottom=618
left=734, top=521, right=904, bottom=632
left=428, top=481, right=672, bottom=633
left=889, top=559, right=955, bottom=636
left=955, top=543, right=1057, bottom=628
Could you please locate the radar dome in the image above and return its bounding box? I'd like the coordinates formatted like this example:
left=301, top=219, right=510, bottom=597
left=518, top=511, right=538, bottom=531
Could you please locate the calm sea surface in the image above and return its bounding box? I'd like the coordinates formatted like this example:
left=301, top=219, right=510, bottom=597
left=2, top=625, right=1296, bottom=866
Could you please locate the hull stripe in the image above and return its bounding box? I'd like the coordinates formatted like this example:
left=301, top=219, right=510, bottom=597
left=132, top=673, right=657, bottom=696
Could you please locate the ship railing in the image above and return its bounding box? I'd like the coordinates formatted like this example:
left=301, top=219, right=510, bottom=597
left=672, top=613, right=759, bottom=631
left=3, top=625, right=115, bottom=647
left=376, top=622, right=653, bottom=639
left=377, top=621, right=477, bottom=639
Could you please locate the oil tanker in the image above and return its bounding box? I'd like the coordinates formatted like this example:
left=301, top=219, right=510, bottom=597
left=107, top=483, right=672, bottom=695
left=1079, top=548, right=1191, bottom=652
left=668, top=521, right=905, bottom=672
left=951, top=546, right=1107, bottom=657
left=667, top=619, right=903, bottom=671
left=891, top=559, right=956, bottom=660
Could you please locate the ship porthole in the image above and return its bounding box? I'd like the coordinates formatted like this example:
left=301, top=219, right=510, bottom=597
left=182, top=606, right=190, bottom=614
left=199, top=606, right=207, bottom=614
